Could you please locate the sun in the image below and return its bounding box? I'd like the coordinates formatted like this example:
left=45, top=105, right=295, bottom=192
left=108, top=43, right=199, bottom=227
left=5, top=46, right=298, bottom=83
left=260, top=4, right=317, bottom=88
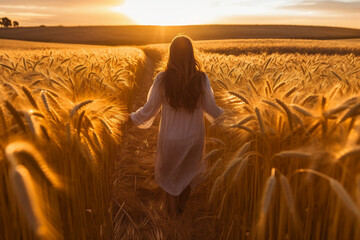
left=110, top=0, right=214, bottom=25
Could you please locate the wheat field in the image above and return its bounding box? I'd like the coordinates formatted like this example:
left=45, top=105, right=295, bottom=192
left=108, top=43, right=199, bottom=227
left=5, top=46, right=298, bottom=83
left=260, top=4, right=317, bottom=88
left=0, top=45, right=145, bottom=239
left=199, top=50, right=360, bottom=240
left=1, top=39, right=360, bottom=239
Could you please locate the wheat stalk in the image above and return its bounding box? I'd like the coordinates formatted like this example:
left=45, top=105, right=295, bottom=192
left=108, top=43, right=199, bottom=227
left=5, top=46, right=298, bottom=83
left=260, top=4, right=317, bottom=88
left=273, top=82, right=286, bottom=93
left=329, top=179, right=359, bottom=216
left=40, top=125, right=51, bottom=141
left=262, top=100, right=284, bottom=113
left=24, top=112, right=36, bottom=135
left=275, top=150, right=311, bottom=159
left=249, top=79, right=260, bottom=96
left=5, top=141, right=62, bottom=190
left=291, top=104, right=313, bottom=117
left=301, top=94, right=319, bottom=106
left=279, top=174, right=302, bottom=231
left=22, top=86, right=39, bottom=110
left=255, top=107, right=265, bottom=135
left=232, top=155, right=250, bottom=181
left=76, top=110, right=86, bottom=135
left=296, top=169, right=360, bottom=216
left=99, top=118, right=113, bottom=134
left=261, top=168, right=276, bottom=214
left=9, top=165, right=47, bottom=238
left=204, top=148, right=223, bottom=161
left=70, top=100, right=93, bottom=118
left=339, top=102, right=360, bottom=123
left=5, top=101, right=27, bottom=133
left=0, top=106, right=8, bottom=138
left=337, top=146, right=360, bottom=162
left=208, top=137, right=226, bottom=146
left=276, top=99, right=294, bottom=131
left=40, top=91, right=51, bottom=114
left=285, top=86, right=297, bottom=98
left=228, top=91, right=251, bottom=105
left=231, top=115, right=255, bottom=128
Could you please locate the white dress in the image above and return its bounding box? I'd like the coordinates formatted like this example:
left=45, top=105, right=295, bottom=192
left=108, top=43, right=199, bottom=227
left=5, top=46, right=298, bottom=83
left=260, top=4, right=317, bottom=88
left=130, top=72, right=223, bottom=196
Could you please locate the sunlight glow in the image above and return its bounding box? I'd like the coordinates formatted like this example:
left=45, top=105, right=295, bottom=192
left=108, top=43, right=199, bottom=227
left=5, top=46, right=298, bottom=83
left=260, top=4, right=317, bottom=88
left=0, top=0, right=359, bottom=28
left=110, top=0, right=302, bottom=26
left=111, top=0, right=215, bottom=25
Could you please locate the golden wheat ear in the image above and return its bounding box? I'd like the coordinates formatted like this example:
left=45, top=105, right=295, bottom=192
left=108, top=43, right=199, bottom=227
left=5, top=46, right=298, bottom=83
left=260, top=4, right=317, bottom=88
left=5, top=141, right=63, bottom=190
left=296, top=169, right=360, bottom=217
left=9, top=164, right=48, bottom=239
left=261, top=168, right=277, bottom=215
left=257, top=168, right=277, bottom=240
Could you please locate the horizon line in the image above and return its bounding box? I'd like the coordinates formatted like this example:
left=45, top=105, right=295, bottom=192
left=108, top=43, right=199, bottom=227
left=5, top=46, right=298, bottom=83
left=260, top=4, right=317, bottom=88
left=2, top=23, right=360, bottom=31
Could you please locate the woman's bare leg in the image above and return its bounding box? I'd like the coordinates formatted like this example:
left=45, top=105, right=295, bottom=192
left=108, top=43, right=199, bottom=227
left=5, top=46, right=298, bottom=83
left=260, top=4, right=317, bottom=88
left=178, top=185, right=191, bottom=213
left=166, top=192, right=178, bottom=217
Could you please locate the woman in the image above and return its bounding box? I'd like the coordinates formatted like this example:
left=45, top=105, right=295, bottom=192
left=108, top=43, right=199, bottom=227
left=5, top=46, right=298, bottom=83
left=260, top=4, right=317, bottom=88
left=130, top=35, right=223, bottom=217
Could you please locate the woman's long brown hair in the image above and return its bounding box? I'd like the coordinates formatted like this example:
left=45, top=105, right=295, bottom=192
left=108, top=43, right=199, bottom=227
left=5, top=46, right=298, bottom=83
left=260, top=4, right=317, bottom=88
left=161, top=35, right=205, bottom=112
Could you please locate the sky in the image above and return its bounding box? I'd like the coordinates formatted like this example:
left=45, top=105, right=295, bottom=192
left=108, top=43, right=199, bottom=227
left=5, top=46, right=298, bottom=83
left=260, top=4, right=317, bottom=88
left=0, top=0, right=359, bottom=29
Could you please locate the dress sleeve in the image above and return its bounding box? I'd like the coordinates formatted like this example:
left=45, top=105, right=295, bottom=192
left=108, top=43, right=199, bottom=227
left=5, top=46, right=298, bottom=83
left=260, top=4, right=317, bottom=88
left=130, top=72, right=163, bottom=129
left=203, top=74, right=224, bottom=124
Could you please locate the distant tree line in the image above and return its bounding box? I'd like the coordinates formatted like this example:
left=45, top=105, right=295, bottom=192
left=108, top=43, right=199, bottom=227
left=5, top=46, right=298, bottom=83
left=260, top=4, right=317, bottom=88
left=0, top=17, right=19, bottom=28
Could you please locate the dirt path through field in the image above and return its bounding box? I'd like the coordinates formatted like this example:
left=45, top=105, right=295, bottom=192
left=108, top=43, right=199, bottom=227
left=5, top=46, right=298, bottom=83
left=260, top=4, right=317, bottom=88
left=112, top=52, right=216, bottom=239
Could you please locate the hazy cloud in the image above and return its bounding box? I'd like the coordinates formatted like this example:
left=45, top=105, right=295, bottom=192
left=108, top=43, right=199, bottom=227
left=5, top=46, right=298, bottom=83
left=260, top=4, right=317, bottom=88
left=280, top=0, right=360, bottom=14
left=0, top=0, right=131, bottom=26
left=9, top=12, right=54, bottom=17
left=0, top=0, right=124, bottom=7
left=0, top=1, right=124, bottom=17
left=0, top=5, right=50, bottom=10
left=7, top=11, right=135, bottom=26
left=215, top=14, right=360, bottom=28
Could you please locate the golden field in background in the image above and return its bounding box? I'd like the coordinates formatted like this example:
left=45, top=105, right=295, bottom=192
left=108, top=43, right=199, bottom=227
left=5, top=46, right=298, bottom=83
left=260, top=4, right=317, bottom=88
left=1, top=25, right=360, bottom=46
left=1, top=38, right=360, bottom=239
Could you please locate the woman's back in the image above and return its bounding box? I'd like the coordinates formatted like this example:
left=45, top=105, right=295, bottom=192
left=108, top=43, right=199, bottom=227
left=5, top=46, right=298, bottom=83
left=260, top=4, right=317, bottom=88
left=131, top=71, right=222, bottom=132
left=130, top=35, right=223, bottom=216
left=130, top=71, right=223, bottom=196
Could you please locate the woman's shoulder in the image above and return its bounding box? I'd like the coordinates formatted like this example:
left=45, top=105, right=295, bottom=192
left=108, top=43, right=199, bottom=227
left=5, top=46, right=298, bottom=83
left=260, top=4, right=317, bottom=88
left=153, top=71, right=165, bottom=85
left=155, top=71, right=166, bottom=79
left=196, top=70, right=208, bottom=79
left=198, top=71, right=210, bottom=85
left=202, top=72, right=209, bottom=80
